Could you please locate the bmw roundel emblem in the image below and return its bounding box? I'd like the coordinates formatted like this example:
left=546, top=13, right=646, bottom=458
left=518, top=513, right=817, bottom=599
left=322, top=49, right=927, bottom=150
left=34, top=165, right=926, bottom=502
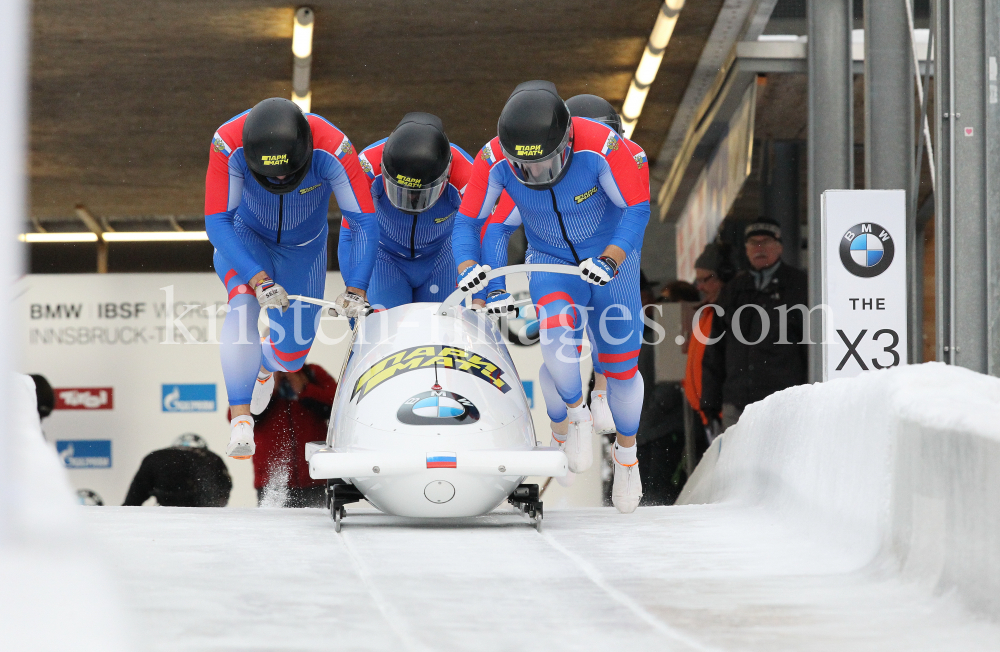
left=839, top=222, right=895, bottom=278
left=397, top=389, right=480, bottom=425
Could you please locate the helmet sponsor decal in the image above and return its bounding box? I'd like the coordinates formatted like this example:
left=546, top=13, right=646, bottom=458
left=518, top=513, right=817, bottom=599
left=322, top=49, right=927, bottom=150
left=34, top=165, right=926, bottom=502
left=397, top=389, right=480, bottom=425
left=351, top=345, right=511, bottom=402
left=514, top=144, right=544, bottom=158
left=395, top=174, right=422, bottom=188
left=574, top=186, right=598, bottom=204
left=261, top=154, right=289, bottom=166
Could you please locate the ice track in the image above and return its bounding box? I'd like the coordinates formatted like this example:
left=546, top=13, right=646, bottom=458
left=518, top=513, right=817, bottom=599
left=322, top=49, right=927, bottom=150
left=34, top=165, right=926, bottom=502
left=86, top=504, right=1000, bottom=652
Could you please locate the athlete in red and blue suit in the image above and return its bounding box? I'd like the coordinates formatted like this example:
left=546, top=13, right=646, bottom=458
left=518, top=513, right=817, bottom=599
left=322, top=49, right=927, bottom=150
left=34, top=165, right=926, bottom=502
left=205, top=98, right=377, bottom=459
left=479, top=110, right=650, bottom=468
left=452, top=82, right=649, bottom=512
left=338, top=113, right=475, bottom=310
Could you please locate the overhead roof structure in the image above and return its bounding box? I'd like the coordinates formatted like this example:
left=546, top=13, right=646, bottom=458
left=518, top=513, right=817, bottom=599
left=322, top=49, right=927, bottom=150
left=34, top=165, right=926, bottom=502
left=30, top=0, right=735, bottom=226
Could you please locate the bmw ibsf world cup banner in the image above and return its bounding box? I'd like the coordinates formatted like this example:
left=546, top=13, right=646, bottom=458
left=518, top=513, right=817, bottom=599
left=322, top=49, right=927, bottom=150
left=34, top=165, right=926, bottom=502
left=821, top=190, right=908, bottom=380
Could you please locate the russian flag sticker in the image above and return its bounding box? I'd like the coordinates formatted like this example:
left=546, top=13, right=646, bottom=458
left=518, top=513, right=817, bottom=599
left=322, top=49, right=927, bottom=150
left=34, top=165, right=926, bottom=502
left=426, top=452, right=457, bottom=469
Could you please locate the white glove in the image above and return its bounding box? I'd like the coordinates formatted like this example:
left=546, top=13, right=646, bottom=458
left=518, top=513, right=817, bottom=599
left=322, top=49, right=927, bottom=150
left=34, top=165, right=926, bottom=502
left=457, top=264, right=491, bottom=293
left=333, top=291, right=371, bottom=318
left=579, top=256, right=617, bottom=286
left=484, top=290, right=516, bottom=315
left=254, top=278, right=289, bottom=310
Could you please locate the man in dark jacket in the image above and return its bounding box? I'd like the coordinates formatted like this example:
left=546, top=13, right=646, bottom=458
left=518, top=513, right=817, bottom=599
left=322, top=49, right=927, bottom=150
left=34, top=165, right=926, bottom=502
left=701, top=219, right=808, bottom=429
left=250, top=363, right=337, bottom=508
left=123, top=434, right=232, bottom=507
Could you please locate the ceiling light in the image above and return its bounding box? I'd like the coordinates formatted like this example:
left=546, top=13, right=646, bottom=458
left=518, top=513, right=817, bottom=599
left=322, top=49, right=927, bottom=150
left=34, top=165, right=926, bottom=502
left=292, top=7, right=314, bottom=59
left=292, top=7, right=314, bottom=112
left=19, top=232, right=98, bottom=243
left=101, top=231, right=209, bottom=242
left=621, top=0, right=685, bottom=138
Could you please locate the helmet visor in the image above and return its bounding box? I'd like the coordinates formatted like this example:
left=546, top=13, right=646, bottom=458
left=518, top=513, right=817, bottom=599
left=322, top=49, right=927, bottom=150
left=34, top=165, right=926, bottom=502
left=383, top=159, right=451, bottom=213
left=501, top=124, right=574, bottom=188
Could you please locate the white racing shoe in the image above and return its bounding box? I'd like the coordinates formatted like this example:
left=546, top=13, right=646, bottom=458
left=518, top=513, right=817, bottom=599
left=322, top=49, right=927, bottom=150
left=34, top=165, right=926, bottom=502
left=227, top=415, right=255, bottom=460
left=250, top=371, right=274, bottom=415
left=549, top=423, right=575, bottom=486
left=563, top=405, right=594, bottom=473
left=611, top=445, right=642, bottom=513
left=590, top=390, right=616, bottom=435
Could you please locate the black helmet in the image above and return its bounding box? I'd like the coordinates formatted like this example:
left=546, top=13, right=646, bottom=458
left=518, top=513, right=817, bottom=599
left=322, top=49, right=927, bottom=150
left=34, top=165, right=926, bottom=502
left=381, top=113, right=452, bottom=213
left=497, top=81, right=573, bottom=190
left=173, top=433, right=208, bottom=449
left=566, top=94, right=623, bottom=137
left=242, top=98, right=313, bottom=194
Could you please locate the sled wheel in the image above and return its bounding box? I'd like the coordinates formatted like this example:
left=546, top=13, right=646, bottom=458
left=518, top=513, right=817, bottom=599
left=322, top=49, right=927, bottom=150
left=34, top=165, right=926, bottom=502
left=333, top=505, right=343, bottom=532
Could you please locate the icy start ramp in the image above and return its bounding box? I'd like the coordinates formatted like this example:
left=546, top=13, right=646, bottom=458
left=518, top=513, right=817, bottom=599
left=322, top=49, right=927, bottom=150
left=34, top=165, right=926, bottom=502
left=79, top=363, right=1000, bottom=651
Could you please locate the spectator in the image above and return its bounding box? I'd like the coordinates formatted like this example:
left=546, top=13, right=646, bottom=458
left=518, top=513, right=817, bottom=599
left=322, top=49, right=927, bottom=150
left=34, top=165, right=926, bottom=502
left=123, top=434, right=232, bottom=507
left=701, top=219, right=808, bottom=429
left=29, top=374, right=54, bottom=421
left=683, top=243, right=733, bottom=439
left=249, top=363, right=337, bottom=508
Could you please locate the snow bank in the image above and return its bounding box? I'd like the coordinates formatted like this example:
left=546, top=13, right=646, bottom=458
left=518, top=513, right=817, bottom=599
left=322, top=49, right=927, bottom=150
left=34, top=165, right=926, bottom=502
left=0, top=374, right=130, bottom=651
left=679, top=363, right=1000, bottom=620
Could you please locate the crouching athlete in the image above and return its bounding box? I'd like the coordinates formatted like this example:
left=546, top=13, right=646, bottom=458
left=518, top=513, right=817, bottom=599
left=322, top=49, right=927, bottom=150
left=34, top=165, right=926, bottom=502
left=453, top=81, right=650, bottom=513
left=205, top=98, right=377, bottom=459
left=339, top=113, right=474, bottom=309
left=478, top=93, right=650, bottom=488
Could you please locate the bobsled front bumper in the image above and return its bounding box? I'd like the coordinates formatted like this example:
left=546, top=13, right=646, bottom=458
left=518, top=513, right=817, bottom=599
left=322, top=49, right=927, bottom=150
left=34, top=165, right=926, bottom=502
left=305, top=443, right=568, bottom=480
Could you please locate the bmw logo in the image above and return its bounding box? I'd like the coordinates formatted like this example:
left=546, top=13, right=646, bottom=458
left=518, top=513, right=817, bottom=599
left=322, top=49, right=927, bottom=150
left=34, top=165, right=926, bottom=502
left=397, top=389, right=480, bottom=425
left=839, top=222, right=895, bottom=278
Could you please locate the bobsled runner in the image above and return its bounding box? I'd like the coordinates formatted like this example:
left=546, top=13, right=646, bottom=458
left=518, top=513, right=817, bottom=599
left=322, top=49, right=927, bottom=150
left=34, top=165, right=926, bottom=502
left=295, top=264, right=579, bottom=531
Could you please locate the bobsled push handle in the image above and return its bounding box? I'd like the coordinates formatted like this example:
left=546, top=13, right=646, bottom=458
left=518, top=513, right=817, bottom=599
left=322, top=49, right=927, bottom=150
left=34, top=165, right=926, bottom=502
left=437, top=263, right=581, bottom=316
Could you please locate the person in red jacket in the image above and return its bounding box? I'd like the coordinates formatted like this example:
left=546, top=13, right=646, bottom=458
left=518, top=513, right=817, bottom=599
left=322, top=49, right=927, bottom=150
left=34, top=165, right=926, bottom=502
left=243, top=363, right=337, bottom=507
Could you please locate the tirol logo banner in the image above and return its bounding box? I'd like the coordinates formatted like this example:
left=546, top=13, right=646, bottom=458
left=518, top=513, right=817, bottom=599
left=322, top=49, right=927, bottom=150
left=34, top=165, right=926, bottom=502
left=55, top=387, right=114, bottom=410
left=352, top=345, right=511, bottom=402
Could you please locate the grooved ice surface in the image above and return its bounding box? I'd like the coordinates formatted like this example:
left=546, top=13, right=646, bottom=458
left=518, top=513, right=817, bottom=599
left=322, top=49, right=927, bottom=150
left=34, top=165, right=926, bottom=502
left=85, top=506, right=1000, bottom=651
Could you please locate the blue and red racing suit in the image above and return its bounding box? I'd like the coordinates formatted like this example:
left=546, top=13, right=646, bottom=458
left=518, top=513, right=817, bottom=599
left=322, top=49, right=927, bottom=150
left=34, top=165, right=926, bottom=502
left=479, top=131, right=650, bottom=426
left=205, top=110, right=377, bottom=406
left=453, top=117, right=650, bottom=436
left=338, top=139, right=474, bottom=309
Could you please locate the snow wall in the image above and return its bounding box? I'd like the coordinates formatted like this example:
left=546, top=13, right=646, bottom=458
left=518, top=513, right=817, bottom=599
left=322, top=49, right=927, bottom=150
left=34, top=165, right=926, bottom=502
left=678, top=362, right=1000, bottom=621
left=0, top=374, right=129, bottom=651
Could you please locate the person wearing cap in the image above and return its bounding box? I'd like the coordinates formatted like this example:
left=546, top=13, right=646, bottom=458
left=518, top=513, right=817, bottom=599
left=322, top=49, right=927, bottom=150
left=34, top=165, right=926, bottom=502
left=700, top=219, right=808, bottom=429
left=123, top=434, right=232, bottom=507
left=452, top=81, right=650, bottom=513
left=682, top=243, right=733, bottom=439
left=338, top=113, right=476, bottom=309
left=205, top=98, right=377, bottom=461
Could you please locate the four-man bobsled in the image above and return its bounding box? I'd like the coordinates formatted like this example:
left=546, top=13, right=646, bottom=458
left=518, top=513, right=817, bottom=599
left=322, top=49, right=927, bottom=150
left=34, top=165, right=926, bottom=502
left=302, top=264, right=580, bottom=531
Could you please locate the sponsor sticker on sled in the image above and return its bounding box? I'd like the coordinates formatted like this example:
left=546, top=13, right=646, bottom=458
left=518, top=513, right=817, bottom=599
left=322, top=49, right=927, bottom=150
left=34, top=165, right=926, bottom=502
left=352, top=345, right=512, bottom=402
left=56, top=440, right=112, bottom=469
left=55, top=387, right=113, bottom=410
left=162, top=384, right=216, bottom=412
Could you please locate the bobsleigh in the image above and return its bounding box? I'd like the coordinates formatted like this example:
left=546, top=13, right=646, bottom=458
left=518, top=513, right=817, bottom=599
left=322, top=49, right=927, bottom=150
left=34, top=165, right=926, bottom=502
left=297, top=264, right=578, bottom=531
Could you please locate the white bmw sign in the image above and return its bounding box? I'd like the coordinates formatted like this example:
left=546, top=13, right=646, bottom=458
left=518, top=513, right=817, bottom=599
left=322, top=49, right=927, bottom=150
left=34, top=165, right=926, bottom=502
left=821, top=190, right=908, bottom=380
